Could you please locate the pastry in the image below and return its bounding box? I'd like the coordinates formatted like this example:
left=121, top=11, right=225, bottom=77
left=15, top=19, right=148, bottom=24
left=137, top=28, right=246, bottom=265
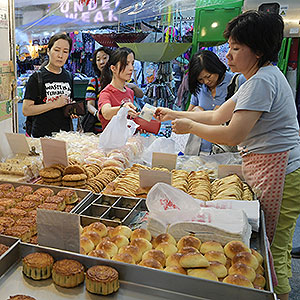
left=165, top=253, right=183, bottom=267
left=207, top=261, right=228, bottom=278
left=88, top=249, right=110, bottom=259
left=112, top=252, right=135, bottom=264
left=34, top=188, right=54, bottom=199
left=177, top=236, right=201, bottom=250
left=179, top=252, right=210, bottom=268
left=96, top=240, right=118, bottom=258
left=138, top=258, right=163, bottom=270
left=0, top=216, right=15, bottom=228
left=178, top=246, right=199, bottom=255
left=0, top=205, right=5, bottom=216
left=200, top=241, right=224, bottom=254
left=0, top=243, right=9, bottom=255
left=131, top=228, right=152, bottom=242
left=16, top=217, right=37, bottom=235
left=204, top=251, right=227, bottom=265
left=57, top=189, right=78, bottom=204
left=256, top=264, right=264, bottom=275
left=44, top=195, right=66, bottom=211
left=223, top=274, right=254, bottom=288
left=15, top=185, right=33, bottom=196
left=5, top=225, right=31, bottom=241
left=80, top=236, right=94, bottom=254
left=52, top=259, right=85, bottom=287
left=155, top=242, right=177, bottom=258
left=0, top=224, right=5, bottom=234
left=8, top=296, right=36, bottom=300
left=118, top=245, right=143, bottom=263
left=39, top=167, right=62, bottom=179
left=23, top=252, right=54, bottom=280
left=0, top=183, right=14, bottom=194
left=5, top=191, right=23, bottom=202
left=15, top=201, right=37, bottom=212
left=37, top=203, right=60, bottom=211
left=5, top=208, right=27, bottom=220
left=0, top=198, right=15, bottom=209
left=251, top=248, right=263, bottom=265
left=64, top=204, right=75, bottom=213
left=130, top=238, right=152, bottom=254
left=152, top=233, right=176, bottom=248
left=164, top=265, right=187, bottom=275
left=224, top=241, right=251, bottom=259
left=253, top=274, right=266, bottom=288
left=110, top=225, right=132, bottom=239
left=142, top=249, right=166, bottom=267
left=229, top=262, right=256, bottom=282
left=232, top=251, right=259, bottom=270
left=82, top=222, right=107, bottom=237
left=82, top=231, right=101, bottom=248
left=23, top=194, right=43, bottom=205
left=110, top=235, right=129, bottom=248
left=187, top=268, right=219, bottom=281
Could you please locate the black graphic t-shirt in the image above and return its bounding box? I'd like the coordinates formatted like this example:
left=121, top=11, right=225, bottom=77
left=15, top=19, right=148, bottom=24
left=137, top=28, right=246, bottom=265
left=24, top=67, right=73, bottom=138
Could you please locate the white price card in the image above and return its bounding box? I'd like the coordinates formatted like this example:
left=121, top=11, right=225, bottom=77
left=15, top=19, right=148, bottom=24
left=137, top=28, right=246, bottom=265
left=139, top=168, right=172, bottom=188
left=218, top=164, right=244, bottom=180
left=152, top=152, right=177, bottom=171
left=40, top=138, right=68, bottom=167
left=5, top=132, right=30, bottom=154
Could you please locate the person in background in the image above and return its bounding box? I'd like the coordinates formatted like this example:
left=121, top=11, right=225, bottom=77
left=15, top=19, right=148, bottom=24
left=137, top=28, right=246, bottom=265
left=155, top=11, right=300, bottom=300
left=22, top=33, right=75, bottom=138
left=98, top=47, right=139, bottom=130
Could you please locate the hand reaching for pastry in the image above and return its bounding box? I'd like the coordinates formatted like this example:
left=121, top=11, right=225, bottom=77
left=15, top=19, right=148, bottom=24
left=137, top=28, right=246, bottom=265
left=171, top=118, right=193, bottom=135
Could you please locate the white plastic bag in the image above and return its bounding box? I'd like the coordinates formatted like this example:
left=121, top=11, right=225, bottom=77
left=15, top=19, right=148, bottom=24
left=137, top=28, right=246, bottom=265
left=99, top=107, right=139, bottom=150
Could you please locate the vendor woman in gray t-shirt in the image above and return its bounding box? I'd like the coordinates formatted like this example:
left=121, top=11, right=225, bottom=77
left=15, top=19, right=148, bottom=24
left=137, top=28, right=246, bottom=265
left=155, top=11, right=300, bottom=300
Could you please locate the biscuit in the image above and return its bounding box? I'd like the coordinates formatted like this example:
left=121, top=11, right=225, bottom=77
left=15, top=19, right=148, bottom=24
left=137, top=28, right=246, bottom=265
left=62, top=174, right=87, bottom=181
left=39, top=168, right=61, bottom=179
left=50, top=164, right=66, bottom=173
left=62, top=180, right=86, bottom=187
left=43, top=176, right=62, bottom=183
left=63, top=165, right=85, bottom=175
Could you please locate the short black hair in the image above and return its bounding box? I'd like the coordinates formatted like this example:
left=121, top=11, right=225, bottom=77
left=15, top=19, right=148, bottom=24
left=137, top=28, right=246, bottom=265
left=188, top=50, right=227, bottom=95
left=47, top=33, right=72, bottom=52
left=92, top=47, right=113, bottom=77
left=223, top=10, right=284, bottom=67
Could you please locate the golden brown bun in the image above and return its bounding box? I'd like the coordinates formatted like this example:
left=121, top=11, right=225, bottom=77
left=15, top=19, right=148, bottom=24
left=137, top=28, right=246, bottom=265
left=118, top=245, right=143, bottom=263
left=166, top=253, right=183, bottom=267
left=80, top=236, right=94, bottom=254
left=8, top=295, right=36, bottom=300
left=225, top=258, right=232, bottom=270
left=177, top=236, right=201, bottom=250
left=179, top=252, right=210, bottom=268
left=223, top=274, right=254, bottom=288
left=96, top=240, right=118, bottom=258
left=131, top=228, right=152, bottom=242
left=138, top=258, right=163, bottom=270
left=111, top=225, right=132, bottom=239
left=253, top=274, right=266, bottom=288
left=110, top=235, right=129, bottom=249
left=142, top=249, right=166, bottom=267
left=155, top=242, right=177, bottom=258
left=164, top=265, right=187, bottom=275
left=83, top=222, right=107, bottom=238
left=88, top=249, right=110, bottom=259
left=82, top=231, right=101, bottom=248
left=251, top=248, right=263, bottom=265
left=232, top=252, right=259, bottom=270
left=152, top=233, right=176, bottom=248
left=255, top=264, right=264, bottom=275
left=178, top=246, right=199, bottom=255
left=130, top=238, right=152, bottom=254
left=187, top=268, right=218, bottom=281
left=107, top=226, right=115, bottom=239
left=208, top=261, right=228, bottom=278
left=204, top=251, right=227, bottom=265
left=224, top=241, right=251, bottom=259
left=112, top=253, right=135, bottom=264
left=229, top=262, right=256, bottom=282
left=200, top=241, right=224, bottom=254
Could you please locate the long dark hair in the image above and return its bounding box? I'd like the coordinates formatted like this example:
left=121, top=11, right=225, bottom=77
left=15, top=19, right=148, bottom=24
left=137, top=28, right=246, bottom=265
left=92, top=47, right=113, bottom=77
left=100, top=47, right=135, bottom=91
left=188, top=50, right=227, bottom=95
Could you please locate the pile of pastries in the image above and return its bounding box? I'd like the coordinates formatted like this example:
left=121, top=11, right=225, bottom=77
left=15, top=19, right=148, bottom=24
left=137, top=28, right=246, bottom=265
left=0, top=183, right=80, bottom=242
left=0, top=242, right=9, bottom=256
left=79, top=222, right=265, bottom=290
left=22, top=252, right=119, bottom=295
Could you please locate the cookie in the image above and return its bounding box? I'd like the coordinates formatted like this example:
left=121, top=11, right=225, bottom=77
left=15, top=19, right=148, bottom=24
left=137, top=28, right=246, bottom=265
left=62, top=174, right=87, bottom=182
left=62, top=180, right=86, bottom=187
left=39, top=168, right=61, bottom=179
left=43, top=176, right=62, bottom=183
left=63, top=165, right=85, bottom=175
left=50, top=164, right=66, bottom=174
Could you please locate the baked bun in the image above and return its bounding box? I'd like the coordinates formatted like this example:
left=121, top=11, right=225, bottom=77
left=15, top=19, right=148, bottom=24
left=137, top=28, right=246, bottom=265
left=112, top=253, right=135, bottom=264
left=15, top=185, right=33, bottom=195
left=224, top=241, right=251, bottom=259
left=88, top=249, right=110, bottom=259
left=177, top=236, right=201, bottom=250
left=57, top=189, right=78, bottom=204
left=82, top=231, right=101, bottom=248
left=200, top=241, right=224, bottom=254
left=223, top=274, right=254, bottom=288
left=253, top=274, right=266, bottom=288
left=139, top=258, right=163, bottom=270
left=251, top=248, right=263, bottom=265
left=118, top=245, right=142, bottom=263
left=232, top=252, right=259, bottom=270
left=178, top=246, right=199, bottom=255
left=229, top=262, right=256, bottom=282
left=164, top=265, right=187, bottom=275
left=166, top=253, right=183, bottom=267
left=152, top=233, right=176, bottom=248
left=96, top=240, right=118, bottom=258
left=111, top=225, right=132, bottom=239
left=179, top=252, right=210, bottom=268
left=155, top=242, right=177, bottom=258
left=187, top=269, right=218, bottom=281
left=83, top=222, right=107, bottom=238
left=225, top=258, right=232, bottom=270
left=255, top=264, right=264, bottom=275
left=131, top=238, right=152, bottom=254
left=131, top=228, right=152, bottom=242
left=110, top=235, right=129, bottom=248
left=204, top=251, right=227, bottom=265
left=208, top=261, right=228, bottom=278
left=142, top=249, right=166, bottom=267
left=8, top=295, right=36, bottom=300
left=80, top=236, right=94, bottom=254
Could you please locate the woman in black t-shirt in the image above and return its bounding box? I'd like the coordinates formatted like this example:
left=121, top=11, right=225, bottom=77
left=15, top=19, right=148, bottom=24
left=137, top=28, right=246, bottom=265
left=23, top=33, right=74, bottom=138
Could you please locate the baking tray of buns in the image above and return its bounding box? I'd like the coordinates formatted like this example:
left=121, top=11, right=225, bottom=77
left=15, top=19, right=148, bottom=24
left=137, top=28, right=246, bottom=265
left=0, top=239, right=276, bottom=300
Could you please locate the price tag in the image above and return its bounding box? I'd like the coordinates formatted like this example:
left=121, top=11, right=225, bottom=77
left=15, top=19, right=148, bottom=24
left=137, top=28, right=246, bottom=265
left=40, top=138, right=68, bottom=167
left=218, top=164, right=244, bottom=180
left=37, top=209, right=80, bottom=253
left=152, top=152, right=177, bottom=171
left=139, top=168, right=172, bottom=188
left=5, top=133, right=30, bottom=154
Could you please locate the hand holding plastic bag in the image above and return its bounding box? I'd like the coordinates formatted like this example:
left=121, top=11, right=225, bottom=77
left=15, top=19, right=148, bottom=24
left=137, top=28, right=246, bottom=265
left=99, top=107, right=139, bottom=150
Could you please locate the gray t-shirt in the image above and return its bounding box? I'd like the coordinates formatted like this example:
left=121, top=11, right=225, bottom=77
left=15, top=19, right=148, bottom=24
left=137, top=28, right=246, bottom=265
left=231, top=65, right=300, bottom=174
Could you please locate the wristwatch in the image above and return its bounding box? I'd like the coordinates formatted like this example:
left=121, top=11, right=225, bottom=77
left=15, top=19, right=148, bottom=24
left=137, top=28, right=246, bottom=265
left=120, top=102, right=125, bottom=109
left=94, top=110, right=98, bottom=117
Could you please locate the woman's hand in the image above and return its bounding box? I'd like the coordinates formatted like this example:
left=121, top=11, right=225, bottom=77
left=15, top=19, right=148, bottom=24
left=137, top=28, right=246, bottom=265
left=154, top=107, right=175, bottom=122
left=123, top=102, right=138, bottom=118
left=55, top=95, right=70, bottom=108
left=171, top=118, right=193, bottom=134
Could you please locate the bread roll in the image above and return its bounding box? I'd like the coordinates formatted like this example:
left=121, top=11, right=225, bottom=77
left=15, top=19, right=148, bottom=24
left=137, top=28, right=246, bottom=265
left=112, top=253, right=135, bottom=264
left=111, top=225, right=132, bottom=239
left=119, top=245, right=142, bottom=263
left=225, top=257, right=232, bottom=270
left=155, top=242, right=177, bottom=258
left=96, top=240, right=118, bottom=258
left=232, top=252, right=259, bottom=270
left=251, top=248, right=263, bottom=265
left=200, top=241, right=224, bottom=254
left=178, top=246, right=199, bottom=255
left=83, top=222, right=107, bottom=238
left=177, top=236, right=201, bottom=250
left=179, top=252, right=210, bottom=268
left=255, top=264, right=264, bottom=275
left=229, top=262, right=256, bottom=282
left=208, top=261, right=228, bottom=278
left=166, top=253, right=183, bottom=267
left=82, top=231, right=101, bottom=248
left=224, top=241, right=251, bottom=259
left=130, top=238, right=152, bottom=254
left=131, top=228, right=151, bottom=242
left=223, top=274, right=254, bottom=288
left=152, top=233, right=176, bottom=248
left=204, top=251, right=227, bottom=265
left=110, top=235, right=129, bottom=249
left=80, top=236, right=94, bottom=254
left=88, top=249, right=110, bottom=259
left=187, top=269, right=218, bottom=282
left=142, top=250, right=166, bottom=267
left=164, top=265, right=187, bottom=275
left=139, top=258, right=163, bottom=270
left=253, top=274, right=266, bottom=288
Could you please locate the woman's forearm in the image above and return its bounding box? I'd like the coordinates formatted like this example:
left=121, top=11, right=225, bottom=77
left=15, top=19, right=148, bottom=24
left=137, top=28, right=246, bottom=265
left=87, top=100, right=97, bottom=115
left=101, top=105, right=120, bottom=120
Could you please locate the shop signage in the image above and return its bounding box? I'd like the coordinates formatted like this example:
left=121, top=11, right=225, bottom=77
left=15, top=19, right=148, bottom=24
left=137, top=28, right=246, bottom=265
left=5, top=133, right=30, bottom=154
left=139, top=169, right=172, bottom=188
left=218, top=164, right=244, bottom=180
left=0, top=100, right=12, bottom=121
left=152, top=152, right=177, bottom=171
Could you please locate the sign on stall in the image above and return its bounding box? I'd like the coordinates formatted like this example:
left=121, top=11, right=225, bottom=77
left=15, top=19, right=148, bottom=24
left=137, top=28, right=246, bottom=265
left=5, top=133, right=30, bottom=154
left=218, top=164, right=244, bottom=180
left=40, top=138, right=68, bottom=167
left=152, top=152, right=177, bottom=171
left=139, top=168, right=172, bottom=188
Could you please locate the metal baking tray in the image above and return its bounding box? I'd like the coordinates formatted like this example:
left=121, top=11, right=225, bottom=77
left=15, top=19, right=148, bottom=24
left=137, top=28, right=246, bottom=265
left=0, top=180, right=93, bottom=214
left=0, top=240, right=276, bottom=300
